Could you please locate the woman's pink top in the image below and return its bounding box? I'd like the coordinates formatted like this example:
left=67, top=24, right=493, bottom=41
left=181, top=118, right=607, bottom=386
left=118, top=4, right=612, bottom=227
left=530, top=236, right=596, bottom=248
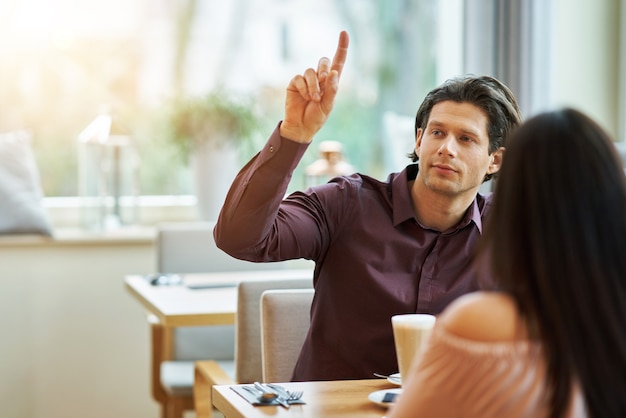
left=388, top=324, right=587, bottom=418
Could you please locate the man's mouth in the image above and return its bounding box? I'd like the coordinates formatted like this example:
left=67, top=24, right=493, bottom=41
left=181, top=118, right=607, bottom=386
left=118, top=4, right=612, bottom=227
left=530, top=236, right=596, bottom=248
left=432, top=163, right=457, bottom=173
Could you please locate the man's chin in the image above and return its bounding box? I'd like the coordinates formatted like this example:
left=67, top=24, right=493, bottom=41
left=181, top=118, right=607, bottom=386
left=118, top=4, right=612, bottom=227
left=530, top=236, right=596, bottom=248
left=424, top=178, right=460, bottom=195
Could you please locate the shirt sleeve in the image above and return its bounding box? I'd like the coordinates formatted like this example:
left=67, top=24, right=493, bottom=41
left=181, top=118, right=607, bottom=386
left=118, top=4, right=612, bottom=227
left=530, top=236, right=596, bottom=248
left=214, top=123, right=354, bottom=262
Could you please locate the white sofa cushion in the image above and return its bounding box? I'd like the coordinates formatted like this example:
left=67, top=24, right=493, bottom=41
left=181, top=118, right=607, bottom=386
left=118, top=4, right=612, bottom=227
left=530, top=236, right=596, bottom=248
left=0, top=130, right=52, bottom=236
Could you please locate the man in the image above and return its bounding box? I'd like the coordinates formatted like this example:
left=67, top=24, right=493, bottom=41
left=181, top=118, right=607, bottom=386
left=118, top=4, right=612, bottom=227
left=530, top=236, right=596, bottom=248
left=214, top=31, right=522, bottom=381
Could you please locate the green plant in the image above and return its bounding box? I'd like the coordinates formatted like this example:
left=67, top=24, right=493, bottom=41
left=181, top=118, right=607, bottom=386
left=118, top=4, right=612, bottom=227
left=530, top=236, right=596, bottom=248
left=165, top=89, right=259, bottom=158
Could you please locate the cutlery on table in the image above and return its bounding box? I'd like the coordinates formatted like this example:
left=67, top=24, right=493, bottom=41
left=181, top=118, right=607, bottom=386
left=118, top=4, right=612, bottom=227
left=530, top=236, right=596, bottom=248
left=373, top=372, right=402, bottom=384
left=266, top=383, right=304, bottom=402
left=241, top=385, right=277, bottom=404
left=254, top=382, right=290, bottom=409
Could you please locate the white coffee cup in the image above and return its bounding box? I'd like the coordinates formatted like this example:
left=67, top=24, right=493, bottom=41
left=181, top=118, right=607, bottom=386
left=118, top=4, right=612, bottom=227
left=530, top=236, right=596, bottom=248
left=392, top=314, right=437, bottom=385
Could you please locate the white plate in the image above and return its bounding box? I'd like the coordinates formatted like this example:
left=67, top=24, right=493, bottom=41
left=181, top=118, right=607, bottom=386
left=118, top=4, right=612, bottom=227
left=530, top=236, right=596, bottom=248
left=368, top=388, right=403, bottom=408
left=387, top=373, right=401, bottom=386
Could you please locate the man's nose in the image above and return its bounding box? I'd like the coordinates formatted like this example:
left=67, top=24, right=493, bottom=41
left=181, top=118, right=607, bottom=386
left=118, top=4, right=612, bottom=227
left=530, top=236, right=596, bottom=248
left=437, top=135, right=457, bottom=155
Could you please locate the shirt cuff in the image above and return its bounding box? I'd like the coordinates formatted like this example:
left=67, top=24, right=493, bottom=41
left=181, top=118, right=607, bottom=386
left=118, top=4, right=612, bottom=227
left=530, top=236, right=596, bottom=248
left=259, top=122, right=311, bottom=171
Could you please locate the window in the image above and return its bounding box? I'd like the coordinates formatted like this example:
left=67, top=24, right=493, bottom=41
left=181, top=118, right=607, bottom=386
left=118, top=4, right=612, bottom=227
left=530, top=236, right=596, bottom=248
left=3, top=0, right=622, bottom=227
left=1, top=0, right=464, bottom=203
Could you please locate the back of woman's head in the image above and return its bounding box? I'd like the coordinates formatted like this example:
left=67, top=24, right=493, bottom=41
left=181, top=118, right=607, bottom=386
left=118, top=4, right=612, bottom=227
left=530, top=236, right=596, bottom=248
left=484, top=108, right=626, bottom=418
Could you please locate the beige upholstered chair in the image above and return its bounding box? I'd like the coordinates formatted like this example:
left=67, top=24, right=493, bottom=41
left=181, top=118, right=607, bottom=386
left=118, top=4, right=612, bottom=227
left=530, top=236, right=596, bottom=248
left=194, top=278, right=313, bottom=418
left=260, top=289, right=315, bottom=383
left=151, top=222, right=309, bottom=418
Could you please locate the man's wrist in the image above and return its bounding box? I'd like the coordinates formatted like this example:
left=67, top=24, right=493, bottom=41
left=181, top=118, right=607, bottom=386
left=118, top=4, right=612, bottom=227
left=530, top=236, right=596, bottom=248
left=279, top=121, right=313, bottom=144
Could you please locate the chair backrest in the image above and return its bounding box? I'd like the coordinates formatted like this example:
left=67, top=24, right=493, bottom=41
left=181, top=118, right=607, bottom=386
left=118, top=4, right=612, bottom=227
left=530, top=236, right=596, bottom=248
left=156, top=221, right=305, bottom=361
left=157, top=221, right=292, bottom=274
left=235, top=278, right=313, bottom=383
left=260, top=289, right=315, bottom=383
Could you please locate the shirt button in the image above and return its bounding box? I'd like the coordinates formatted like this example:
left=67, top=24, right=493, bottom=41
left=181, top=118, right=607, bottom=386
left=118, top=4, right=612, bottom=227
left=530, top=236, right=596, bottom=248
left=269, top=146, right=274, bottom=152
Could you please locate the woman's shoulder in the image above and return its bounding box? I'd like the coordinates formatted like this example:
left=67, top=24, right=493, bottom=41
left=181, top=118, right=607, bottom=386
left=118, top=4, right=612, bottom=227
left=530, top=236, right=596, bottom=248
left=438, top=291, right=523, bottom=342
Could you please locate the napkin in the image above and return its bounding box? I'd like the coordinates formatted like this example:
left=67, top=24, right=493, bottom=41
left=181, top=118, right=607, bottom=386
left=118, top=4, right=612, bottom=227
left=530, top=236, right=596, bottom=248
left=231, top=385, right=306, bottom=406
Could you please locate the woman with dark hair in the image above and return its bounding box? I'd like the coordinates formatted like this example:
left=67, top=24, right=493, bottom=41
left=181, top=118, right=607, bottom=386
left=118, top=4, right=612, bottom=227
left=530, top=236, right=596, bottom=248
left=388, top=108, right=626, bottom=418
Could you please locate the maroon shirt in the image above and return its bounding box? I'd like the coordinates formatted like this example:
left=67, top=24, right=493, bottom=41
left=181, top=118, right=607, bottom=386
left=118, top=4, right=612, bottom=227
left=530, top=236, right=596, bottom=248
left=215, top=125, right=494, bottom=381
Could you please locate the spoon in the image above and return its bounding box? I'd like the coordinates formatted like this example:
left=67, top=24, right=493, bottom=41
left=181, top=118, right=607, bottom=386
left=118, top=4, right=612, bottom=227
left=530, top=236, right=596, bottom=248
left=257, top=391, right=278, bottom=403
left=374, top=372, right=402, bottom=385
left=242, top=385, right=277, bottom=403
left=255, top=381, right=290, bottom=408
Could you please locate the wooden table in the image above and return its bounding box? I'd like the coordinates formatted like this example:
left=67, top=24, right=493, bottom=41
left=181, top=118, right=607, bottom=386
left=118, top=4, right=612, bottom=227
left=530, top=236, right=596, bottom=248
left=125, top=268, right=315, bottom=418
left=124, top=269, right=313, bottom=327
left=213, top=379, right=398, bottom=417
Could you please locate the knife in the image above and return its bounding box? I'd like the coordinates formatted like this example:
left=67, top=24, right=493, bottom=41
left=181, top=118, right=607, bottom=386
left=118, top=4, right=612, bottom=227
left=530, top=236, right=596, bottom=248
left=266, top=383, right=292, bottom=401
left=254, top=382, right=290, bottom=409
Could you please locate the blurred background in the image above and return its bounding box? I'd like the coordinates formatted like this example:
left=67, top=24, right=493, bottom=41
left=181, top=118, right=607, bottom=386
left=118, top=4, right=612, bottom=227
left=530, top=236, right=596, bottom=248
left=0, top=1, right=624, bottom=417
left=1, top=0, right=623, bottom=205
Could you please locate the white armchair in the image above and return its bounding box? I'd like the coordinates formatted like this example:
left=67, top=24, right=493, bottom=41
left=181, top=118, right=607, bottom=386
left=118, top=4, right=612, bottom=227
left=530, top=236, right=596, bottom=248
left=260, top=289, right=315, bottom=383
left=194, top=278, right=313, bottom=418
left=151, top=221, right=308, bottom=418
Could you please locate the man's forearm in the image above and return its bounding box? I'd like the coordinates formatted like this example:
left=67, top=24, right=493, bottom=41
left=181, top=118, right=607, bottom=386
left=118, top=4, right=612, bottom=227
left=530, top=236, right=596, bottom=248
left=214, top=124, right=310, bottom=256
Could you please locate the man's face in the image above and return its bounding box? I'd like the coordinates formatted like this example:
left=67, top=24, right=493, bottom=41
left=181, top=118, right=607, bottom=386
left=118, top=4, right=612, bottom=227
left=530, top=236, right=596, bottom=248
left=415, top=101, right=502, bottom=197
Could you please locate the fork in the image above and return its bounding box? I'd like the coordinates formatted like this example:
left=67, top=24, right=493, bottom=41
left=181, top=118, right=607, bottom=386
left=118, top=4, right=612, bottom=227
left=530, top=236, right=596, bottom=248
left=287, top=390, right=304, bottom=401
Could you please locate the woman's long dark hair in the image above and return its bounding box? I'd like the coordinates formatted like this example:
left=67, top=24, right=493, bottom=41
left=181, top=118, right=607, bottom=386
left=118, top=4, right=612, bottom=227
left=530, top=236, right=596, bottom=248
left=480, top=108, right=626, bottom=417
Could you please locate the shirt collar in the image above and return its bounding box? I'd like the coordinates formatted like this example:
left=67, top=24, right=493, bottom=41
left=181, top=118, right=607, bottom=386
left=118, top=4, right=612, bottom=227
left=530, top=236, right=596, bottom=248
left=460, top=198, right=483, bottom=234
left=391, top=164, right=418, bottom=226
left=391, top=164, right=484, bottom=233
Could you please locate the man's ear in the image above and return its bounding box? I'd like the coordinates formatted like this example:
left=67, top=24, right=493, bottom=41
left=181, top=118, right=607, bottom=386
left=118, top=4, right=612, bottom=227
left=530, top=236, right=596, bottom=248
left=415, top=128, right=423, bottom=156
left=487, top=147, right=505, bottom=175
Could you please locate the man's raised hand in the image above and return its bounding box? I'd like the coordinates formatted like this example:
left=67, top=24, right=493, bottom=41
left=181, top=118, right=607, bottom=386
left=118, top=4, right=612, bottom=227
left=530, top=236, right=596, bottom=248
left=280, top=31, right=349, bottom=143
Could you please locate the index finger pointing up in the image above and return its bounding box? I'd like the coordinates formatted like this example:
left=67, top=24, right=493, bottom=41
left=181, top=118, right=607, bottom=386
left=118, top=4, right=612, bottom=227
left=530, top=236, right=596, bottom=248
left=331, top=30, right=349, bottom=78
